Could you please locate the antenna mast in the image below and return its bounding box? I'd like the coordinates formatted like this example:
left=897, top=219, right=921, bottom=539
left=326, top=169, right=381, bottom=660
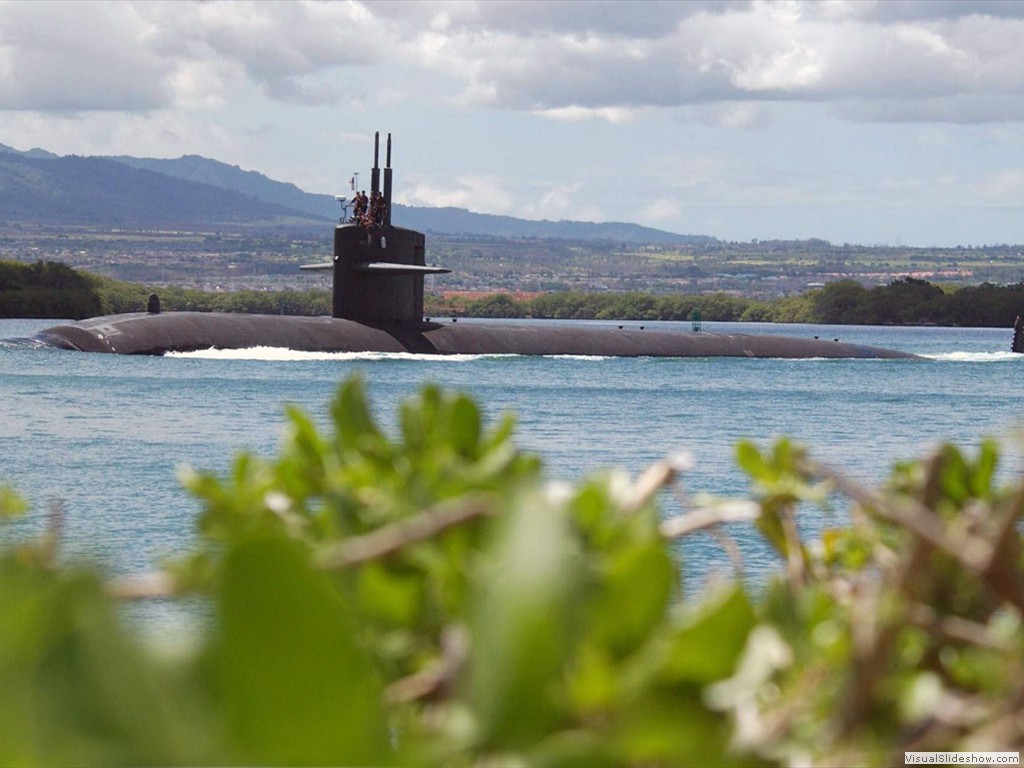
left=383, top=133, right=393, bottom=226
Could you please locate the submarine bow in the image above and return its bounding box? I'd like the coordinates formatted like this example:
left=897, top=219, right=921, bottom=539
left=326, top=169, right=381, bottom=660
left=32, top=132, right=918, bottom=360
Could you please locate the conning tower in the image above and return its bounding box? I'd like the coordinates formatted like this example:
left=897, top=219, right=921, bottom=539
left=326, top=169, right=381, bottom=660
left=303, top=132, right=448, bottom=324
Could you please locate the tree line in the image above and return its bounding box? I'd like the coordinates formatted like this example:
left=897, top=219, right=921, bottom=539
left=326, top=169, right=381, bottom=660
left=4, top=259, right=1024, bottom=327
left=0, top=260, right=330, bottom=319
left=0, top=260, right=102, bottom=318
left=451, top=277, right=1024, bottom=327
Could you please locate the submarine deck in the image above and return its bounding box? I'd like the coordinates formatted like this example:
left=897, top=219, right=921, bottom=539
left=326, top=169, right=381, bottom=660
left=33, top=312, right=919, bottom=359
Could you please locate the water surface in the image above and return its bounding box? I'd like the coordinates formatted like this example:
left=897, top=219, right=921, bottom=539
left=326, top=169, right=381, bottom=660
left=2, top=318, right=1020, bottom=595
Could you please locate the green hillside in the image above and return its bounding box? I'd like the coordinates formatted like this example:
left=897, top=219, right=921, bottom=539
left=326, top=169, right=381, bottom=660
left=0, top=152, right=325, bottom=229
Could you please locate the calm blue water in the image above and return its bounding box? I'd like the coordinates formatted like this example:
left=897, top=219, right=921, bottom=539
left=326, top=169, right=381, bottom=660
left=2, top=318, right=1022, bottom=599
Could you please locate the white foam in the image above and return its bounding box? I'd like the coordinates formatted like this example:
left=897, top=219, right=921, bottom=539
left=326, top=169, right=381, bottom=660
left=165, top=346, right=518, bottom=362
left=167, top=346, right=1017, bottom=363
left=544, top=354, right=615, bottom=361
left=924, top=351, right=1022, bottom=362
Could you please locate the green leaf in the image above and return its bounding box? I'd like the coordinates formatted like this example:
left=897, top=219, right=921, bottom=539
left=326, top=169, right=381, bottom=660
left=610, top=689, right=747, bottom=767
left=450, top=393, right=482, bottom=458
left=735, top=441, right=767, bottom=480
left=589, top=541, right=675, bottom=657
left=970, top=439, right=998, bottom=499
left=663, top=585, right=756, bottom=685
left=0, top=485, right=27, bottom=519
left=466, top=491, right=584, bottom=751
left=355, top=560, right=424, bottom=628
left=214, top=537, right=387, bottom=765
left=331, top=375, right=383, bottom=453
left=0, top=557, right=210, bottom=766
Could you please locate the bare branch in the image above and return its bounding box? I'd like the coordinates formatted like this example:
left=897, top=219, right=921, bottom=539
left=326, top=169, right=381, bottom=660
left=706, top=523, right=747, bottom=579
left=384, top=625, right=469, bottom=704
left=41, top=498, right=65, bottom=566
left=317, top=494, right=496, bottom=571
left=780, top=505, right=807, bottom=590
left=908, top=603, right=1014, bottom=651
left=660, top=501, right=760, bottom=539
left=623, top=452, right=693, bottom=514
left=106, top=571, right=176, bottom=600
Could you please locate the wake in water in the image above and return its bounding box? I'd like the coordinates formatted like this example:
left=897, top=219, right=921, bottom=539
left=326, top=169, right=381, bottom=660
left=0, top=337, right=57, bottom=350
left=165, top=346, right=1023, bottom=363
left=7, top=335, right=1009, bottom=362
left=166, top=346, right=506, bottom=362
left=166, top=347, right=618, bottom=362
left=924, top=351, right=1023, bottom=362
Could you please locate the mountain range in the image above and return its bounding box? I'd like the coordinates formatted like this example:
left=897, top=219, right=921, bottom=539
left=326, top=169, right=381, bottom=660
left=0, top=142, right=712, bottom=245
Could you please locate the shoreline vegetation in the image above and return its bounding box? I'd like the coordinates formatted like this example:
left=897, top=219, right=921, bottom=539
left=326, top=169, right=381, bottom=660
left=2, top=376, right=1023, bottom=765
left=3, top=258, right=1024, bottom=328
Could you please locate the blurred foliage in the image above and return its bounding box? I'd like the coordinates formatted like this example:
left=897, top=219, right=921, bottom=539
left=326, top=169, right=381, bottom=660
left=2, top=377, right=1024, bottom=765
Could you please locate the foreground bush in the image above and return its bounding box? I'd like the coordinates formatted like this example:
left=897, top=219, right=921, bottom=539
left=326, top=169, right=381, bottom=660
left=1, top=377, right=1023, bottom=765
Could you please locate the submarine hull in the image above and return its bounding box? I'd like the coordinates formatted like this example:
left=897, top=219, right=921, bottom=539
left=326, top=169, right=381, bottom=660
left=34, top=312, right=918, bottom=359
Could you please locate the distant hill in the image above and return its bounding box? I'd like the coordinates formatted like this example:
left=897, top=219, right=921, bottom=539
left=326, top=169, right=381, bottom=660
left=0, top=142, right=58, bottom=160
left=0, top=151, right=327, bottom=228
left=107, top=154, right=337, bottom=220
left=0, top=142, right=714, bottom=244
left=392, top=205, right=706, bottom=244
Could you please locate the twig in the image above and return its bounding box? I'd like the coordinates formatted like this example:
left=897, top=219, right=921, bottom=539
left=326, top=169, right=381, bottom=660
left=780, top=504, right=806, bottom=590
left=706, top=523, right=747, bottom=579
left=106, top=571, right=176, bottom=600
left=907, top=603, right=1013, bottom=651
left=623, top=452, right=693, bottom=514
left=317, top=494, right=495, bottom=570
left=41, top=498, right=65, bottom=566
left=384, top=625, right=469, bottom=704
left=659, top=501, right=760, bottom=538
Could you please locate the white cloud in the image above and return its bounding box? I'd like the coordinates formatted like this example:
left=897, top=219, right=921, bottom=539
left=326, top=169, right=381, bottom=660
left=970, top=168, right=1024, bottom=199
left=394, top=174, right=609, bottom=223
left=0, top=110, right=236, bottom=159
left=396, top=175, right=515, bottom=213
left=0, top=0, right=173, bottom=110
left=158, top=0, right=384, bottom=105
left=518, top=181, right=585, bottom=220
left=2, top=0, right=1022, bottom=125
left=701, top=103, right=772, bottom=129
left=639, top=198, right=683, bottom=223
left=533, top=106, right=639, bottom=123
left=406, top=0, right=1024, bottom=122
left=168, top=60, right=239, bottom=110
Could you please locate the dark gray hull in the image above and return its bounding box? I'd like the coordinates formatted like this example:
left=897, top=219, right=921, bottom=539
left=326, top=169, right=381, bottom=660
left=33, top=312, right=918, bottom=359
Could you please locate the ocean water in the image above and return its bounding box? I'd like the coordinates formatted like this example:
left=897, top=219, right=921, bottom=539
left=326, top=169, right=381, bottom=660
left=1, top=317, right=1022, bottom=598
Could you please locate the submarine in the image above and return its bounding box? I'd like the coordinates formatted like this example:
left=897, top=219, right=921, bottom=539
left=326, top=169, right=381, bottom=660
left=32, top=133, right=915, bottom=360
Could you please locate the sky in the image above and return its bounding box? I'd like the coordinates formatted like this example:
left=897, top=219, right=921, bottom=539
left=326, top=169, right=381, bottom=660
left=1, top=0, right=1023, bottom=247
